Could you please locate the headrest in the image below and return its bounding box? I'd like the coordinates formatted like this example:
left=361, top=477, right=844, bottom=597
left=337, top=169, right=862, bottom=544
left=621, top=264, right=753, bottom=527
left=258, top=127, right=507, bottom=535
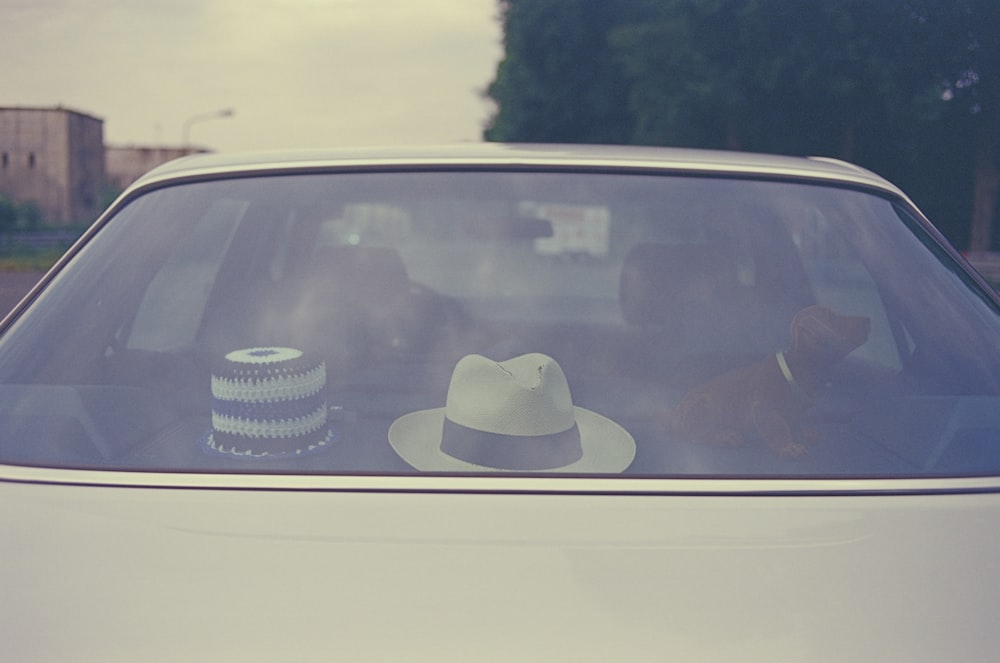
left=310, top=245, right=408, bottom=284
left=620, top=241, right=738, bottom=325
left=300, top=246, right=410, bottom=302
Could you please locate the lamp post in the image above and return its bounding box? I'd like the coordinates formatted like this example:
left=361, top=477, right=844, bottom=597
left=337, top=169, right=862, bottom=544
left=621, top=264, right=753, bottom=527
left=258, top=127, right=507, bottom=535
left=182, top=108, right=235, bottom=150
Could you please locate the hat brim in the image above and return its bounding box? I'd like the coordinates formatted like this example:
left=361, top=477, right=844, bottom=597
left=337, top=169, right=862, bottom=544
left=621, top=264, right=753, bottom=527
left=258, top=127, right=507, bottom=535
left=388, top=407, right=635, bottom=473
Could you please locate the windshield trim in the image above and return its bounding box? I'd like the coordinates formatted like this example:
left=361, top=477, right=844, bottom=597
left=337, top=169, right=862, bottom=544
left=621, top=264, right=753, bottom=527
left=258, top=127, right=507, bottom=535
left=4, top=167, right=1000, bottom=482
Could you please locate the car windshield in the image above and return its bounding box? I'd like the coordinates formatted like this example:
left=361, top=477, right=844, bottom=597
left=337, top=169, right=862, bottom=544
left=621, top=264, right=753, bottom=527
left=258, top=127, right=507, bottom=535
left=1, top=169, right=999, bottom=477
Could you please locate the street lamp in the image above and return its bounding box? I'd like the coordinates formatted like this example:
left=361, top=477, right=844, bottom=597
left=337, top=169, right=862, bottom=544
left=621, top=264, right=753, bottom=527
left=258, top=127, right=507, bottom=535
left=182, top=108, right=235, bottom=150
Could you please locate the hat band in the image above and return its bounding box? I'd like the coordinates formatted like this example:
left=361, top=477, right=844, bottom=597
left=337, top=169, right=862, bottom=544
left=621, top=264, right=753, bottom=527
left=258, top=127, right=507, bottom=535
left=441, top=418, right=583, bottom=471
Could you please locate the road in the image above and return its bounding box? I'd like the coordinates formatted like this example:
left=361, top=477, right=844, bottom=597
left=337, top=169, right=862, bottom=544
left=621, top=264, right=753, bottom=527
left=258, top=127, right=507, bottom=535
left=0, top=272, right=45, bottom=315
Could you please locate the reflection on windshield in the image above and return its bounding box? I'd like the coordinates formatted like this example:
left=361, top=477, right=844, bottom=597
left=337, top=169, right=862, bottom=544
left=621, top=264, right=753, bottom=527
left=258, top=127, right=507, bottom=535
left=0, top=171, right=998, bottom=477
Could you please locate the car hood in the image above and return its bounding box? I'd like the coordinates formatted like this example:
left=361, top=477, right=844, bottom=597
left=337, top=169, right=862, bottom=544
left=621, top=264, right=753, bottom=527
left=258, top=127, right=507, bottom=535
left=2, top=476, right=999, bottom=662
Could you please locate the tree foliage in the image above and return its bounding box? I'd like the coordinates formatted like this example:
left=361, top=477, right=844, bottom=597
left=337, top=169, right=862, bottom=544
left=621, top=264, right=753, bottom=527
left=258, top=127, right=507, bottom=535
left=484, top=0, right=1000, bottom=249
left=0, top=195, right=43, bottom=232
left=484, top=0, right=649, bottom=143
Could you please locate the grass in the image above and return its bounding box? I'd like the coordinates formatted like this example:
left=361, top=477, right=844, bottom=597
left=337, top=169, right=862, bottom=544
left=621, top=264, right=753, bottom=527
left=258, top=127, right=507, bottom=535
left=0, top=249, right=64, bottom=272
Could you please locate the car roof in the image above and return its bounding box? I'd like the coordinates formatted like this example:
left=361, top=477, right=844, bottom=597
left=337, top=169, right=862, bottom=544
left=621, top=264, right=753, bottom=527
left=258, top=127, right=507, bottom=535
left=130, top=142, right=905, bottom=198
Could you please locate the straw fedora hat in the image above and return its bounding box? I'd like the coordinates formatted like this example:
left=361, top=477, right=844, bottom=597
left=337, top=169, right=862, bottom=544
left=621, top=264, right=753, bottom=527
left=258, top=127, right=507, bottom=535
left=389, top=353, right=635, bottom=473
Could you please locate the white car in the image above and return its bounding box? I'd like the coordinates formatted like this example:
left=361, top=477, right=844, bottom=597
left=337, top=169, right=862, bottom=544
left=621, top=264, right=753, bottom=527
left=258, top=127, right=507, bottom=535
left=2, top=144, right=999, bottom=661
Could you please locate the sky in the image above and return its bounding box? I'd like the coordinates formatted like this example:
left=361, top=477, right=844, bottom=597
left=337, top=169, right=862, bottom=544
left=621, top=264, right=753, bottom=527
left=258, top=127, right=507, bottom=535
left=1, top=0, right=504, bottom=152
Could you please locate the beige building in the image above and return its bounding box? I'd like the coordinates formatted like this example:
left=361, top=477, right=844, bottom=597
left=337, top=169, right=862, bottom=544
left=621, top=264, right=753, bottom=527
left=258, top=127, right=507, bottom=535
left=105, top=145, right=204, bottom=191
left=0, top=106, right=105, bottom=225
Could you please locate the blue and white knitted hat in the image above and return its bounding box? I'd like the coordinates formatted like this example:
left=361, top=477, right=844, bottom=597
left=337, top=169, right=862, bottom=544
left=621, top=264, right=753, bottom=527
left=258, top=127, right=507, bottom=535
left=205, top=347, right=335, bottom=458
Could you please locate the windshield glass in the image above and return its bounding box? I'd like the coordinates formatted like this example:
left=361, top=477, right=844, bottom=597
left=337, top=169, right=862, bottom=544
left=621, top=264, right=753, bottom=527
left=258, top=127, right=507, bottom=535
left=1, top=170, right=998, bottom=477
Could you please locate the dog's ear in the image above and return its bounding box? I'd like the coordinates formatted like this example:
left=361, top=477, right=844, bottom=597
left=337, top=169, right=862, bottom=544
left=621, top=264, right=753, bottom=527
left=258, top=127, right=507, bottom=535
left=790, top=306, right=831, bottom=353
left=790, top=306, right=870, bottom=358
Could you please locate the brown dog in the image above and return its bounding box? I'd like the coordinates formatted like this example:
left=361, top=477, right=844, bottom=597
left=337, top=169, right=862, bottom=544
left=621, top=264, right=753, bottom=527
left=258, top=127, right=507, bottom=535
left=668, top=306, right=870, bottom=457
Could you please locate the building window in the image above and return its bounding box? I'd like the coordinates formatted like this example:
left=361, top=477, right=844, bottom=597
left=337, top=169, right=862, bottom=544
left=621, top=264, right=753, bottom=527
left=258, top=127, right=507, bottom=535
left=1, top=152, right=7, bottom=168
left=28, top=153, right=36, bottom=168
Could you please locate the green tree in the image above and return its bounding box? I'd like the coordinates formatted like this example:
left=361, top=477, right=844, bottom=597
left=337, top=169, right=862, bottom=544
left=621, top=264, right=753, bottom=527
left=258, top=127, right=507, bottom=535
left=0, top=196, right=17, bottom=232
left=915, top=1, right=1000, bottom=250
left=16, top=201, right=42, bottom=231
left=484, top=0, right=648, bottom=143
left=611, top=1, right=908, bottom=154
left=483, top=0, right=1000, bottom=249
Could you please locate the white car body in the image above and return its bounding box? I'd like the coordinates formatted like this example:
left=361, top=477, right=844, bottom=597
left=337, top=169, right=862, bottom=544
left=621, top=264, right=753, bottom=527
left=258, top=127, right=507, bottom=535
left=5, top=471, right=999, bottom=661
left=2, top=144, right=999, bottom=661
